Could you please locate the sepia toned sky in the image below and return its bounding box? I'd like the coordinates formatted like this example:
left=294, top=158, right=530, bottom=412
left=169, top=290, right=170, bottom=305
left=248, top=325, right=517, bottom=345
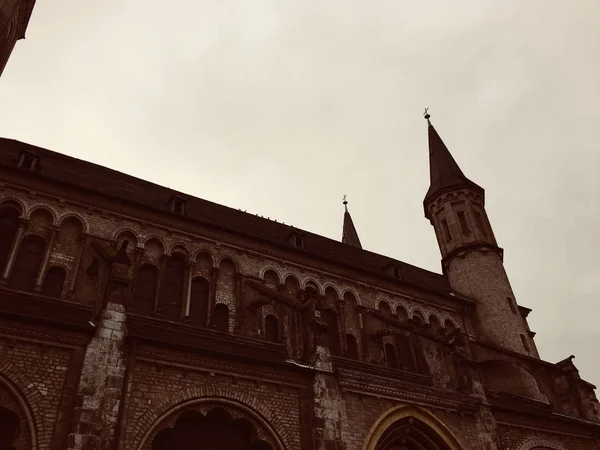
left=1, top=1, right=599, bottom=384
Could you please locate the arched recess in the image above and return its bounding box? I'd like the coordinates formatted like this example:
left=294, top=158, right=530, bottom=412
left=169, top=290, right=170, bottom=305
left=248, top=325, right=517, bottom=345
left=137, top=397, right=289, bottom=450
left=0, top=373, right=38, bottom=450
left=262, top=269, right=280, bottom=289
left=8, top=235, right=45, bottom=292
left=363, top=405, right=464, bottom=450
left=0, top=203, right=21, bottom=275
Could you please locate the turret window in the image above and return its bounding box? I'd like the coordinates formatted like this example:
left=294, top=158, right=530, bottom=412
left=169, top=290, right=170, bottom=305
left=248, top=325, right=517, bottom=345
left=507, top=297, right=517, bottom=315
left=441, top=219, right=451, bottom=242
left=457, top=211, right=471, bottom=236
left=473, top=210, right=488, bottom=237
left=520, top=334, right=530, bottom=353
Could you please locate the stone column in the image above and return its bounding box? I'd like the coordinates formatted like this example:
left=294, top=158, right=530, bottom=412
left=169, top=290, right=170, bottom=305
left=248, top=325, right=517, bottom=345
left=182, top=261, right=196, bottom=321
left=336, top=300, right=348, bottom=355
left=154, top=254, right=169, bottom=316
left=34, top=225, right=59, bottom=291
left=1, top=218, right=29, bottom=282
left=126, top=246, right=145, bottom=308
left=66, top=234, right=89, bottom=299
left=67, top=255, right=131, bottom=450
left=234, top=272, right=243, bottom=332
left=208, top=267, right=219, bottom=326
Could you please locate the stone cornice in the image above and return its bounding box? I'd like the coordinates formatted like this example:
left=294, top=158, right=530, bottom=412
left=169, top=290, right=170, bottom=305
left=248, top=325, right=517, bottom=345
left=338, top=370, right=481, bottom=413
left=0, top=173, right=458, bottom=310
left=135, top=347, right=310, bottom=388
left=0, top=322, right=91, bottom=348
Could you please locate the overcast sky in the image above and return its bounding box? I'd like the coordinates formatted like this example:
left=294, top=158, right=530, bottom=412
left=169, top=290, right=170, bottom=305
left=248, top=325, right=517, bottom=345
left=1, top=1, right=598, bottom=385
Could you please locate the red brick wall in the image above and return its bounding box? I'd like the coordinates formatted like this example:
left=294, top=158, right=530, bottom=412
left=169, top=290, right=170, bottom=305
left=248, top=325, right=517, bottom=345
left=0, top=337, right=76, bottom=450
left=123, top=359, right=304, bottom=450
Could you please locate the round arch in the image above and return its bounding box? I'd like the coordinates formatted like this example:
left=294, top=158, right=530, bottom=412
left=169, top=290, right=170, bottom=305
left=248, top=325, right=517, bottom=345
left=0, top=372, right=39, bottom=450
left=0, top=197, right=25, bottom=215
left=516, top=438, right=567, bottom=450
left=301, top=277, right=323, bottom=295
left=57, top=213, right=90, bottom=233
left=137, top=397, right=289, bottom=450
left=341, top=287, right=362, bottom=306
left=26, top=205, right=57, bottom=223
left=363, top=404, right=464, bottom=450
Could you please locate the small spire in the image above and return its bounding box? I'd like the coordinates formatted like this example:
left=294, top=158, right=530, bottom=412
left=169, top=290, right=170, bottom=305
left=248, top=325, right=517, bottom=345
left=423, top=115, right=484, bottom=217
left=341, top=196, right=362, bottom=249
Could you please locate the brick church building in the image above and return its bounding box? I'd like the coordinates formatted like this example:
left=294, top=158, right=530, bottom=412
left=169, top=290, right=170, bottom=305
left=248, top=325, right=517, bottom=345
left=0, top=116, right=599, bottom=450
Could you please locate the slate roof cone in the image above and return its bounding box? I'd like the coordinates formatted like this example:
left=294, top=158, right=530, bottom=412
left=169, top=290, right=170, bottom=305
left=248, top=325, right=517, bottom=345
left=424, top=111, right=483, bottom=217
left=342, top=197, right=362, bottom=249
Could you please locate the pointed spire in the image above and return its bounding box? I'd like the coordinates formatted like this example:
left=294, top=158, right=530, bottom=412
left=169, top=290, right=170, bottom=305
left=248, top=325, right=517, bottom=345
left=342, top=196, right=362, bottom=249
left=424, top=110, right=483, bottom=203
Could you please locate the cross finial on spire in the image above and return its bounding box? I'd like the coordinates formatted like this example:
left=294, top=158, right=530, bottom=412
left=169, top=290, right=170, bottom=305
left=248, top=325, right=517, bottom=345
left=424, top=107, right=431, bottom=121
left=343, top=194, right=348, bottom=211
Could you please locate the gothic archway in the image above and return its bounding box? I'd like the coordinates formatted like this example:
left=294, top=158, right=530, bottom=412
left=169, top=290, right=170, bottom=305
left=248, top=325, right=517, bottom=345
left=364, top=405, right=464, bottom=450
left=141, top=400, right=285, bottom=450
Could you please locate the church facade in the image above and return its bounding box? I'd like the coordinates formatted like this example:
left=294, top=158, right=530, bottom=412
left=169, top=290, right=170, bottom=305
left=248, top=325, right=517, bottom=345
left=0, top=119, right=598, bottom=450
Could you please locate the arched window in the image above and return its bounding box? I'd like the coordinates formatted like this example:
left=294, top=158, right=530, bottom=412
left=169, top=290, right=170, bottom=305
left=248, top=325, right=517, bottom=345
left=162, top=253, right=186, bottom=322
left=213, top=304, right=229, bottom=332
left=264, top=314, right=279, bottom=342
left=346, top=334, right=359, bottom=360
left=0, top=206, right=20, bottom=274
left=378, top=301, right=392, bottom=316
left=134, top=264, right=159, bottom=316
left=385, top=343, right=398, bottom=369
left=323, top=308, right=341, bottom=356
left=189, top=277, right=209, bottom=327
left=42, top=266, right=66, bottom=298
left=8, top=235, right=45, bottom=291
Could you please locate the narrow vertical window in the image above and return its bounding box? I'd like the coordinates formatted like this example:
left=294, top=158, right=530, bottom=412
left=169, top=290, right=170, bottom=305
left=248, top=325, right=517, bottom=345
left=42, top=266, right=66, bottom=298
left=441, top=219, right=451, bottom=242
left=346, top=334, right=359, bottom=359
left=134, top=264, right=159, bottom=316
left=162, top=253, right=186, bottom=322
left=0, top=206, right=20, bottom=274
left=189, top=276, right=209, bottom=327
left=507, top=297, right=517, bottom=315
left=457, top=211, right=471, bottom=236
left=520, top=334, right=530, bottom=353
left=385, top=343, right=398, bottom=369
left=264, top=314, right=279, bottom=342
left=323, top=308, right=341, bottom=356
left=474, top=210, right=488, bottom=237
left=8, top=235, right=45, bottom=291
left=214, top=303, right=229, bottom=332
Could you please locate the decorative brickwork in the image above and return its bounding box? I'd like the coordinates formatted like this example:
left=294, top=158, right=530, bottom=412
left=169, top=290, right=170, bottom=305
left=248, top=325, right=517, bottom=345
left=1, top=125, right=599, bottom=450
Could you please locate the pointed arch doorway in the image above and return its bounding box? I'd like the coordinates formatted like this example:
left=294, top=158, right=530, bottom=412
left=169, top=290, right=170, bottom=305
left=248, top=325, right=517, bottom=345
left=364, top=405, right=464, bottom=450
